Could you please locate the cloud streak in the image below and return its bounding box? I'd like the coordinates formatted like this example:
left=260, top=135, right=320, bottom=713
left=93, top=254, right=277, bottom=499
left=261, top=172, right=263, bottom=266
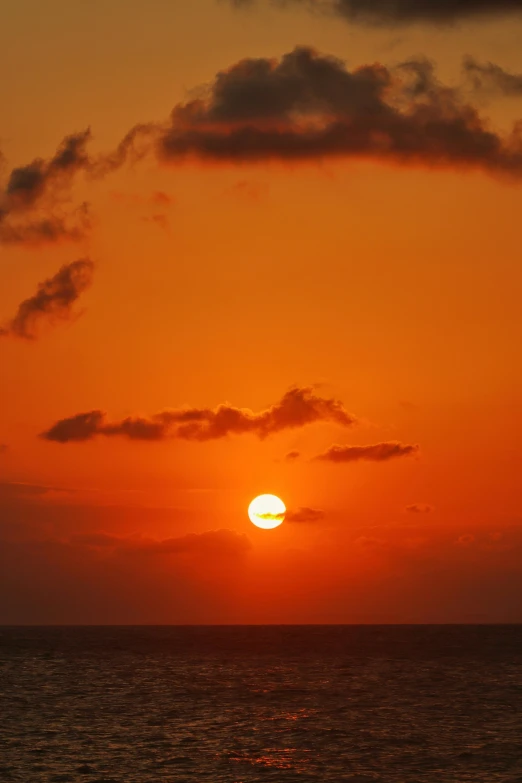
left=0, top=258, right=94, bottom=340
left=228, top=0, right=522, bottom=25
left=40, top=387, right=357, bottom=443
left=315, top=441, right=419, bottom=463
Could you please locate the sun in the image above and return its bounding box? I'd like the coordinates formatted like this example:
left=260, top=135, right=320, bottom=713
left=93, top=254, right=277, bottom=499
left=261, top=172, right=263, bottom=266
left=248, top=494, right=286, bottom=530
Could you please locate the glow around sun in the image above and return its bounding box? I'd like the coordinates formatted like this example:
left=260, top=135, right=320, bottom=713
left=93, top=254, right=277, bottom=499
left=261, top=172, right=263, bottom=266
left=248, top=494, right=286, bottom=530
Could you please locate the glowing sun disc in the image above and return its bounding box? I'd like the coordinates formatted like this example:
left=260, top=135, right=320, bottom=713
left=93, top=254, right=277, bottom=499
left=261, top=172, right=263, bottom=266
left=248, top=494, right=286, bottom=530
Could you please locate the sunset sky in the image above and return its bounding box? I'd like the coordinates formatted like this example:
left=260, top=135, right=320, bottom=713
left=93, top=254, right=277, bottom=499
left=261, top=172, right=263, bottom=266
left=1, top=0, right=522, bottom=624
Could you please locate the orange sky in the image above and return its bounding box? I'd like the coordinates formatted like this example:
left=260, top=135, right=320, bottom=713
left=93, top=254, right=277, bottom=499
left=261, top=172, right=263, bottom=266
left=1, top=0, right=522, bottom=623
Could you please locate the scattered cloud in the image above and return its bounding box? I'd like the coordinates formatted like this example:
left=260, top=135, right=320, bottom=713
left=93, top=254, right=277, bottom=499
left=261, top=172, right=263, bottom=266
left=0, top=259, right=94, bottom=340
left=286, top=506, right=325, bottom=523
left=315, top=441, right=419, bottom=463
left=285, top=450, right=301, bottom=462
left=227, top=0, right=522, bottom=25
left=41, top=386, right=357, bottom=443
left=406, top=504, right=434, bottom=514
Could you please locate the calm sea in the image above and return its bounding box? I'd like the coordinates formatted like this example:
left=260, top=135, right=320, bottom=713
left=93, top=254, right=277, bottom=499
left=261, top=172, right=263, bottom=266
left=1, top=626, right=522, bottom=783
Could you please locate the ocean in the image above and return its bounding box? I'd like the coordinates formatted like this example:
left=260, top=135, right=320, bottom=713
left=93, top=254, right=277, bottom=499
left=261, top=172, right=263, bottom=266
left=1, top=626, right=521, bottom=782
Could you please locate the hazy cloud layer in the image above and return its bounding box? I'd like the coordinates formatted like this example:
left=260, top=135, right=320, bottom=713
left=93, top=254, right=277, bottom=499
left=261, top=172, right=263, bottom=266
left=228, top=0, right=522, bottom=25
left=71, top=528, right=251, bottom=557
left=315, top=441, right=419, bottom=463
left=0, top=259, right=94, bottom=340
left=153, top=47, right=522, bottom=178
left=41, top=387, right=357, bottom=443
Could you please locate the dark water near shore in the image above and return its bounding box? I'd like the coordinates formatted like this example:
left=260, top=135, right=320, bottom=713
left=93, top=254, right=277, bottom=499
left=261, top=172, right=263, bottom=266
left=1, top=626, right=522, bottom=783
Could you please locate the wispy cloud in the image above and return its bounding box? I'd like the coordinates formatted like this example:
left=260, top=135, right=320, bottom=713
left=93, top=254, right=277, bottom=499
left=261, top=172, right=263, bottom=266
left=0, top=259, right=94, bottom=340
left=40, top=387, right=357, bottom=443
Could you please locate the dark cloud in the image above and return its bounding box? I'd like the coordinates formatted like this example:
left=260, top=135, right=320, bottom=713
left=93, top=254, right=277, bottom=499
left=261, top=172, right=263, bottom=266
left=154, top=46, right=522, bottom=179
left=4, top=130, right=91, bottom=211
left=0, top=125, right=153, bottom=246
left=315, top=441, right=419, bottom=463
left=4, top=47, right=522, bottom=243
left=286, top=506, right=325, bottom=523
left=71, top=528, right=251, bottom=557
left=41, top=387, right=357, bottom=443
left=228, top=0, right=522, bottom=25
left=0, top=258, right=94, bottom=340
left=285, top=450, right=301, bottom=461
left=0, top=131, right=93, bottom=245
left=463, top=57, right=522, bottom=96
left=406, top=503, right=434, bottom=514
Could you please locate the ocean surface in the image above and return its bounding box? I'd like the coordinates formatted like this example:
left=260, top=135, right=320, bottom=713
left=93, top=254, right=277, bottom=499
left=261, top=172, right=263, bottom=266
left=1, top=626, right=522, bottom=783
